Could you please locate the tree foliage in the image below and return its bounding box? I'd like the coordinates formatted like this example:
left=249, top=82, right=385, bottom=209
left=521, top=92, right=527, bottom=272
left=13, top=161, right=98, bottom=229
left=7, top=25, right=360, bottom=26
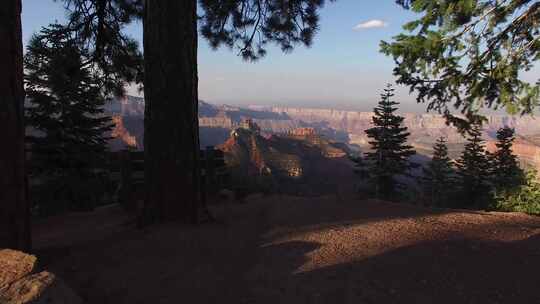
left=25, top=24, right=113, bottom=212
left=57, top=0, right=144, bottom=95
left=199, top=0, right=335, bottom=61
left=364, top=85, right=417, bottom=199
left=491, top=126, right=525, bottom=190
left=49, top=0, right=334, bottom=223
left=455, top=123, right=491, bottom=206
left=422, top=137, right=455, bottom=206
left=492, top=170, right=540, bottom=215
left=58, top=0, right=334, bottom=67
left=382, top=0, right=540, bottom=129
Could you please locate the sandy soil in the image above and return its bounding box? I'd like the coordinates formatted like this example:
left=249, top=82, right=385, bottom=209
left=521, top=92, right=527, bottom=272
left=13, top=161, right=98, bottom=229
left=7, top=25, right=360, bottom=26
left=32, top=195, right=540, bottom=304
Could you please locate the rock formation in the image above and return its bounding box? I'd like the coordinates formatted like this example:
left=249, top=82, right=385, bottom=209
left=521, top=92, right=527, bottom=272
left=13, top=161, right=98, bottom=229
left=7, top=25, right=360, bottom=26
left=104, top=96, right=540, bottom=171
left=0, top=249, right=81, bottom=304
left=219, top=124, right=352, bottom=194
left=110, top=115, right=138, bottom=149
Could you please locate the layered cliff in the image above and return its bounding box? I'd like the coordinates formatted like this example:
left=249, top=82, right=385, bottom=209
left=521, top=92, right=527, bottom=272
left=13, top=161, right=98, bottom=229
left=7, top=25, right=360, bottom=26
left=110, top=115, right=138, bottom=149
left=105, top=96, right=540, bottom=171
left=486, top=137, right=540, bottom=171
left=267, top=106, right=540, bottom=144
left=218, top=125, right=353, bottom=194
left=268, top=106, right=539, bottom=130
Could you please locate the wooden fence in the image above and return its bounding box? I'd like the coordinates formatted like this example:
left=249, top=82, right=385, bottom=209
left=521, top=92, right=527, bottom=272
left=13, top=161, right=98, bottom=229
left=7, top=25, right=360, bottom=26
left=108, top=146, right=228, bottom=211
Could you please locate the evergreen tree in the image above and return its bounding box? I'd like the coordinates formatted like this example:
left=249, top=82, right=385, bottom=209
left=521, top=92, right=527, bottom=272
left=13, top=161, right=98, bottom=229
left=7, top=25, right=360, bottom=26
left=422, top=137, right=455, bottom=206
left=364, top=85, right=416, bottom=199
left=456, top=124, right=491, bottom=207
left=383, top=1, right=540, bottom=129
left=24, top=24, right=113, bottom=212
left=491, top=127, right=525, bottom=191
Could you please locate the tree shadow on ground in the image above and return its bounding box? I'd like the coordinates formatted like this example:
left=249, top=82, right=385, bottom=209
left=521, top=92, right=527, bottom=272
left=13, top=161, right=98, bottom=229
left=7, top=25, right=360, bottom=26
left=32, top=202, right=270, bottom=304
left=249, top=233, right=540, bottom=304
left=31, top=197, right=540, bottom=304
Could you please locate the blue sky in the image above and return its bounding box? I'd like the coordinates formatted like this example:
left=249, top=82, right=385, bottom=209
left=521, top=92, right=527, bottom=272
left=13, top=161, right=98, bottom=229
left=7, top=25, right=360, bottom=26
left=19, top=1, right=461, bottom=112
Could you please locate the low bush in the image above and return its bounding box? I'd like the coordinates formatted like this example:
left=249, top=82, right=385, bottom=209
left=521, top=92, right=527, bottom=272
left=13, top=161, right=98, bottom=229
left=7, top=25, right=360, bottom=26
left=490, top=170, right=540, bottom=216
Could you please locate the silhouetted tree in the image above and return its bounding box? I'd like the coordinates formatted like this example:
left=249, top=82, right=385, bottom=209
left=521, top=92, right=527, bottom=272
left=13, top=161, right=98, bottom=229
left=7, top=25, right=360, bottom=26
left=456, top=124, right=491, bottom=207
left=421, top=137, right=455, bottom=206
left=59, top=0, right=144, bottom=96
left=0, top=0, right=31, bottom=251
left=24, top=25, right=113, bottom=212
left=58, top=0, right=334, bottom=223
left=383, top=0, right=540, bottom=130
left=364, top=85, right=416, bottom=199
left=141, top=0, right=334, bottom=223
left=491, top=127, right=525, bottom=191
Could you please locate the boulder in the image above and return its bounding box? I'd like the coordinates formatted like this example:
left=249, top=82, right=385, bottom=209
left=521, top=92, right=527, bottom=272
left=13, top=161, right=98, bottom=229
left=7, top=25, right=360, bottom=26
left=0, top=250, right=81, bottom=304
left=0, top=250, right=37, bottom=287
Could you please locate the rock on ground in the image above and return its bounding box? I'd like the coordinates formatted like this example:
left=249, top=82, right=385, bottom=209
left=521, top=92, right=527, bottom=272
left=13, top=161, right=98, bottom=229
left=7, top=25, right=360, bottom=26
left=0, top=249, right=81, bottom=304
left=0, top=250, right=37, bottom=287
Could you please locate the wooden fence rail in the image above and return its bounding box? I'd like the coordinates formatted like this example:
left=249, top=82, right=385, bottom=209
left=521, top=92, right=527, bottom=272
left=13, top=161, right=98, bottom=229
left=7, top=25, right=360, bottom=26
left=108, top=146, right=228, bottom=212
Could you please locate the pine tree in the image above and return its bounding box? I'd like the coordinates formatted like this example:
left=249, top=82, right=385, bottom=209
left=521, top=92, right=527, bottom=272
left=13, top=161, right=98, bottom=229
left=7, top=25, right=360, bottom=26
left=59, top=0, right=143, bottom=96
left=456, top=124, right=491, bottom=207
left=422, top=137, right=455, bottom=206
left=491, top=127, right=525, bottom=191
left=24, top=24, right=113, bottom=212
left=364, top=84, right=416, bottom=199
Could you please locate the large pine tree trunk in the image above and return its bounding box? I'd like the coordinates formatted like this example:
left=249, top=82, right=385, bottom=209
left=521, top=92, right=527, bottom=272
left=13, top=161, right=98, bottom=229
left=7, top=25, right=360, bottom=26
left=142, top=0, right=200, bottom=223
left=0, top=0, right=31, bottom=250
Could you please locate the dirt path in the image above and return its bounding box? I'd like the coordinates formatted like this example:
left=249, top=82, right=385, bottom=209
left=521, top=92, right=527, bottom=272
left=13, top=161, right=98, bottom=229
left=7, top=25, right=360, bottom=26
left=33, top=196, right=540, bottom=303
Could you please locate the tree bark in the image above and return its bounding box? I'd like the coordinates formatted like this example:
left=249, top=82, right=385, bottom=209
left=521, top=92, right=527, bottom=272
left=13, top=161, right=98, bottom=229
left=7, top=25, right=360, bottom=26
left=142, top=0, right=200, bottom=223
left=0, top=0, right=31, bottom=250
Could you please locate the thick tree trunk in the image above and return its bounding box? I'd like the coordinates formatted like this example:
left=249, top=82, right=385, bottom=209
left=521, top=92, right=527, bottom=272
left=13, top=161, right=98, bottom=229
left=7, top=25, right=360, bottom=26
left=142, top=0, right=200, bottom=223
left=0, top=0, right=31, bottom=250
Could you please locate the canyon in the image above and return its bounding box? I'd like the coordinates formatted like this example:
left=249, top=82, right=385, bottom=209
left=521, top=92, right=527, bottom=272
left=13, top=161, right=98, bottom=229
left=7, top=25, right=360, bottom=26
left=106, top=96, right=540, bottom=170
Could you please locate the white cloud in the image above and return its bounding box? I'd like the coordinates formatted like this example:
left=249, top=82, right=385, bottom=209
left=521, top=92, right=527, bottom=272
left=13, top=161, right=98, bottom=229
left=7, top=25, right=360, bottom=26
left=353, top=19, right=388, bottom=31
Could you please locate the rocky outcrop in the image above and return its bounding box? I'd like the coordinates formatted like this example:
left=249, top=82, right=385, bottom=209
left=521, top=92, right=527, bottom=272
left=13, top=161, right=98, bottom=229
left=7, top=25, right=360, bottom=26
left=110, top=115, right=138, bottom=149
left=219, top=124, right=352, bottom=195
left=199, top=116, right=234, bottom=129
left=0, top=250, right=36, bottom=288
left=288, top=127, right=316, bottom=137
left=0, top=249, right=81, bottom=304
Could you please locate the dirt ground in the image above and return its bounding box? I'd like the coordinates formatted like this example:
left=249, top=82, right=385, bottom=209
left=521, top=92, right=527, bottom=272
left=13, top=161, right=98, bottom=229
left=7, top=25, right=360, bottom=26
left=32, top=195, right=540, bottom=304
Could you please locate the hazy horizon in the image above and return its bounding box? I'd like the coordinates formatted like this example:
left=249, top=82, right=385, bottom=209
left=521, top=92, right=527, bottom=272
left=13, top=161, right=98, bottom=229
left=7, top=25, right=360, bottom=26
left=124, top=91, right=527, bottom=116
left=22, top=0, right=540, bottom=115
